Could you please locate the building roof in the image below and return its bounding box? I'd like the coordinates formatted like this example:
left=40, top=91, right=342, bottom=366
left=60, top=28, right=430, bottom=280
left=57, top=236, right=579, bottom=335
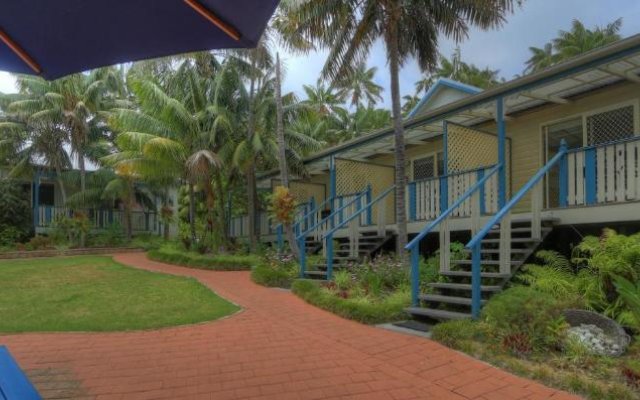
left=260, top=33, right=640, bottom=181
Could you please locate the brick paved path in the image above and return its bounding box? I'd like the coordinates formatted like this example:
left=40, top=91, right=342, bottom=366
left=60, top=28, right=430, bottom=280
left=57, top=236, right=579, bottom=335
left=0, top=253, right=580, bottom=400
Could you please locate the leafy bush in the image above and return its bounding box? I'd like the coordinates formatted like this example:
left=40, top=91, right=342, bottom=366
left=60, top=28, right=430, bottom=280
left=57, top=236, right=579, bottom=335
left=50, top=213, right=90, bottom=247
left=353, top=255, right=408, bottom=296
left=481, top=286, right=572, bottom=355
left=25, top=235, right=54, bottom=251
left=88, top=223, right=125, bottom=247
left=431, top=319, right=485, bottom=350
left=291, top=279, right=410, bottom=324
left=0, top=180, right=32, bottom=244
left=251, top=251, right=297, bottom=288
left=148, top=243, right=260, bottom=271
left=268, top=186, right=297, bottom=225
left=130, top=233, right=165, bottom=251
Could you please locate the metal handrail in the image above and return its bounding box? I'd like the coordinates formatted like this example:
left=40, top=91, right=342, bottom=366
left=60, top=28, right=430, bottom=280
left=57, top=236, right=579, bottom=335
left=405, top=163, right=502, bottom=251
left=323, top=185, right=395, bottom=239
left=466, top=143, right=568, bottom=249
left=296, top=191, right=366, bottom=240
left=275, top=197, right=331, bottom=233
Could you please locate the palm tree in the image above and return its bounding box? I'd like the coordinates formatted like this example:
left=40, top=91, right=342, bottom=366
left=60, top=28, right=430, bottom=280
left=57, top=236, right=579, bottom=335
left=524, top=42, right=556, bottom=74
left=301, top=81, right=347, bottom=118
left=336, top=62, right=384, bottom=109
left=402, top=94, right=421, bottom=116
left=279, top=0, right=518, bottom=252
left=107, top=76, right=223, bottom=243
left=525, top=18, right=622, bottom=74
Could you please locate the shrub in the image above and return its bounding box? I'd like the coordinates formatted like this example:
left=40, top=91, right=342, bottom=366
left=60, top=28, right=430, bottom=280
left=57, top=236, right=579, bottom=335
left=0, top=179, right=32, bottom=245
left=130, top=233, right=165, bottom=251
left=25, top=235, right=54, bottom=251
left=353, top=255, right=408, bottom=297
left=148, top=244, right=260, bottom=271
left=251, top=251, right=297, bottom=288
left=291, top=279, right=410, bottom=324
left=481, top=286, right=572, bottom=355
left=88, top=223, right=125, bottom=247
left=431, top=319, right=485, bottom=350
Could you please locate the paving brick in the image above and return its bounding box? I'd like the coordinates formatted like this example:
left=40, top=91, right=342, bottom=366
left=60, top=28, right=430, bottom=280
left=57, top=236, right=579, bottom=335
left=0, top=253, right=581, bottom=400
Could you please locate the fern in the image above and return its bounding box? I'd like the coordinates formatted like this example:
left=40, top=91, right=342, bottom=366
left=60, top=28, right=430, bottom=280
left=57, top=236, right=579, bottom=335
left=614, top=275, right=640, bottom=330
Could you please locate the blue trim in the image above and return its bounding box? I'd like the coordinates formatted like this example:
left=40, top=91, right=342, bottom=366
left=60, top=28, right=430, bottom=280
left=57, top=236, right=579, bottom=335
left=408, top=78, right=483, bottom=119
left=326, top=234, right=334, bottom=280
left=366, top=186, right=372, bottom=225
left=471, top=244, right=481, bottom=319
left=277, top=225, right=284, bottom=253
left=298, top=235, right=306, bottom=278
left=496, top=97, right=506, bottom=209
left=585, top=148, right=597, bottom=205
left=329, top=156, right=336, bottom=228
left=410, top=247, right=420, bottom=306
left=477, top=169, right=486, bottom=215
left=559, top=150, right=569, bottom=208
left=408, top=182, right=416, bottom=222
left=441, top=120, right=449, bottom=211
left=32, top=171, right=40, bottom=228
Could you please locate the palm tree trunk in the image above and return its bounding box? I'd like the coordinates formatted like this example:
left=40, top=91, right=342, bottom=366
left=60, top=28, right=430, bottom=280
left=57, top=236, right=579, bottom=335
left=54, top=165, right=67, bottom=206
left=188, top=183, right=196, bottom=242
left=247, top=57, right=258, bottom=252
left=386, top=12, right=408, bottom=256
left=275, top=53, right=299, bottom=258
left=78, top=153, right=87, bottom=247
left=215, top=172, right=229, bottom=246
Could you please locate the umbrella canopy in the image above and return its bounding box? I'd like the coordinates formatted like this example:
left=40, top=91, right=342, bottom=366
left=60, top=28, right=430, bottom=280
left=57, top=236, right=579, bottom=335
left=0, top=0, right=279, bottom=80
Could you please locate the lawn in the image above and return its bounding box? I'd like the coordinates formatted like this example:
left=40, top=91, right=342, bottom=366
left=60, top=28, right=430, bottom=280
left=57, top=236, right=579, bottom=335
left=0, top=256, right=239, bottom=332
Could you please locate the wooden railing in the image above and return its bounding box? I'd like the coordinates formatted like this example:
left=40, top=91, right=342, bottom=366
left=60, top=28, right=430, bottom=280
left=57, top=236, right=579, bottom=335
left=407, top=166, right=499, bottom=222
left=561, top=136, right=640, bottom=207
left=36, top=206, right=158, bottom=232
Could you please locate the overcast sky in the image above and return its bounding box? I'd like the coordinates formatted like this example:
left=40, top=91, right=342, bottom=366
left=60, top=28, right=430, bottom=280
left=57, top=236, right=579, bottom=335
left=2, top=0, right=640, bottom=109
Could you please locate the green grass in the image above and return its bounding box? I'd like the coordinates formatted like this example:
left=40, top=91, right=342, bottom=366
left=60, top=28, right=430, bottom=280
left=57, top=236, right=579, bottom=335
left=148, top=243, right=261, bottom=271
left=0, top=256, right=239, bottom=332
left=291, top=279, right=410, bottom=324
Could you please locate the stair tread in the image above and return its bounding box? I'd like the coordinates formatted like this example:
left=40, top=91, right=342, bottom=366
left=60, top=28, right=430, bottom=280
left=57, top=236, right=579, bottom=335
left=464, top=248, right=530, bottom=254
left=440, top=271, right=511, bottom=278
left=405, top=307, right=471, bottom=320
left=428, top=282, right=502, bottom=292
left=488, top=227, right=552, bottom=234
left=450, top=260, right=519, bottom=266
left=419, top=294, right=488, bottom=305
left=304, top=270, right=327, bottom=276
left=482, top=238, right=541, bottom=243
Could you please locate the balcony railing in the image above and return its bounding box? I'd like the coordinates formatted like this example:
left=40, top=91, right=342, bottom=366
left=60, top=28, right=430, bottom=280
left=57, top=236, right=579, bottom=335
left=36, top=206, right=158, bottom=232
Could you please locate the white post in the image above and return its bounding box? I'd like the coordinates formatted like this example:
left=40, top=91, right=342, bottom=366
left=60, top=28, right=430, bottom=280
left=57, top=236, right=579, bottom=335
left=499, top=211, right=511, bottom=274
left=377, top=200, right=386, bottom=237
left=349, top=217, right=359, bottom=258
left=531, top=181, right=542, bottom=240
left=471, top=189, right=481, bottom=236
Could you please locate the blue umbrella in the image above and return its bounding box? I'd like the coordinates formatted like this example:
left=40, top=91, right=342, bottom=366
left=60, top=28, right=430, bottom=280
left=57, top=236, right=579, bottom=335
left=0, top=0, right=280, bottom=80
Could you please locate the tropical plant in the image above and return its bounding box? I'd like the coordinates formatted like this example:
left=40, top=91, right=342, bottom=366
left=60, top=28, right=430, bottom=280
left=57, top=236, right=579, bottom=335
left=525, top=18, right=622, bottom=74
left=0, top=179, right=32, bottom=244
left=277, top=0, right=518, bottom=252
left=335, top=62, right=384, bottom=109
left=613, top=275, right=640, bottom=331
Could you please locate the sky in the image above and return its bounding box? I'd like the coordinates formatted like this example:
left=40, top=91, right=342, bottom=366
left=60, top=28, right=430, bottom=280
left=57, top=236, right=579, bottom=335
left=2, top=0, right=640, bottom=109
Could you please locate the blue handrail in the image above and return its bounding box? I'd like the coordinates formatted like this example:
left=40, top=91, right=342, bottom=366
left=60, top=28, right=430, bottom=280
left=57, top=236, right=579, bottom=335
left=405, top=164, right=501, bottom=251
left=464, top=140, right=568, bottom=319
left=297, top=190, right=367, bottom=279
left=405, top=163, right=501, bottom=309
left=320, top=185, right=395, bottom=281
left=323, top=185, right=395, bottom=239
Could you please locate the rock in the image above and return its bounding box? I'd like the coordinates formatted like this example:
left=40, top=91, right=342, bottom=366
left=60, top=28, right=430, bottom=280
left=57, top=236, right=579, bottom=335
left=567, top=323, right=623, bottom=356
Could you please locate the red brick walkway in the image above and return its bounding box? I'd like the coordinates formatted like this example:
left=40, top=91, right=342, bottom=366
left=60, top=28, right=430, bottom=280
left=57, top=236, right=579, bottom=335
left=0, top=253, right=580, bottom=400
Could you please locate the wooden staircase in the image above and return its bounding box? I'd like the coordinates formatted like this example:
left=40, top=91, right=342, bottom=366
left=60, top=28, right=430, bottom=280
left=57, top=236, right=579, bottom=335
left=303, top=230, right=395, bottom=279
left=406, top=217, right=557, bottom=321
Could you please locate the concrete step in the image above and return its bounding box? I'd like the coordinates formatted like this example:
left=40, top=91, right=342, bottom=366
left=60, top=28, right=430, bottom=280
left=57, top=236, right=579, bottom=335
left=405, top=307, right=471, bottom=321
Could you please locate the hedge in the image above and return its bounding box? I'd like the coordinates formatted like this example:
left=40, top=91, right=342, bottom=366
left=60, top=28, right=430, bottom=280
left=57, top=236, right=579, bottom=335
left=291, top=279, right=410, bottom=324
left=250, top=263, right=297, bottom=288
left=148, top=246, right=261, bottom=271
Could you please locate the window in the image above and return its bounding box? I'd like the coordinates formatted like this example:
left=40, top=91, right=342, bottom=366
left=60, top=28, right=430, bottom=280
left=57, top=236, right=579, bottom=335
left=413, top=152, right=445, bottom=181
left=586, top=105, right=635, bottom=146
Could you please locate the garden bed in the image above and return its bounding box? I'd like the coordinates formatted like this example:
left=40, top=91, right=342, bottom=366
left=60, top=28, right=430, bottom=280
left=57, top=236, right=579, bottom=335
left=0, top=247, right=144, bottom=259
left=148, top=243, right=261, bottom=271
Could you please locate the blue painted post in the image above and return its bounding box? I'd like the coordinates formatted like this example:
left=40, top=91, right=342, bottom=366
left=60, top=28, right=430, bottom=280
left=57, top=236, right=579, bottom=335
left=558, top=140, right=569, bottom=208
left=277, top=225, right=284, bottom=253
left=408, top=182, right=417, bottom=222
left=442, top=121, right=449, bottom=211
left=496, top=97, right=507, bottom=209
left=308, top=197, right=315, bottom=231
left=584, top=148, right=596, bottom=205
left=326, top=233, right=334, bottom=281
left=45, top=206, right=52, bottom=226
left=471, top=243, right=482, bottom=319
left=329, top=156, right=337, bottom=230
left=32, top=170, right=40, bottom=228
left=439, top=176, right=448, bottom=213
left=410, top=246, right=420, bottom=306
left=365, top=185, right=372, bottom=225
left=298, top=235, right=306, bottom=278
left=477, top=169, right=486, bottom=215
